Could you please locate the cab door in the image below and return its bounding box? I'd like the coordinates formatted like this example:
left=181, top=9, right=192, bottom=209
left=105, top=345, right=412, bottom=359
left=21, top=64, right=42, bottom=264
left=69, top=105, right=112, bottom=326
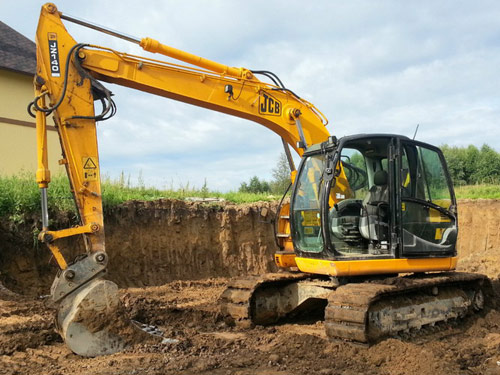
left=397, top=140, right=457, bottom=257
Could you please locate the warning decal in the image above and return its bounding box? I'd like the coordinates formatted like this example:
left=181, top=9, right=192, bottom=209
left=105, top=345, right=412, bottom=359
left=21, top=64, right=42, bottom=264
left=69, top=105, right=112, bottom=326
left=82, top=157, right=98, bottom=181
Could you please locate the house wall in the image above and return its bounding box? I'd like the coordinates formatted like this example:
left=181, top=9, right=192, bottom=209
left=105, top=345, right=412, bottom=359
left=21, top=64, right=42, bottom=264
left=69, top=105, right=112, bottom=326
left=0, top=69, right=63, bottom=175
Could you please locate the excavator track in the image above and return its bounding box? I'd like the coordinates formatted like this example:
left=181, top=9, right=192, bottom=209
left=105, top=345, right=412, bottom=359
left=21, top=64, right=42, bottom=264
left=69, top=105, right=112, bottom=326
left=325, top=272, right=490, bottom=344
left=221, top=272, right=490, bottom=346
left=220, top=272, right=318, bottom=327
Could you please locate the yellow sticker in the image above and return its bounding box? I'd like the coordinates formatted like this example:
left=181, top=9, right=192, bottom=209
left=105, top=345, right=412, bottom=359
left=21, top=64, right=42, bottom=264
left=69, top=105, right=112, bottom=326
left=435, top=228, right=444, bottom=240
left=82, top=157, right=98, bottom=181
left=429, top=207, right=451, bottom=223
left=302, top=210, right=320, bottom=227
left=304, top=227, right=314, bottom=235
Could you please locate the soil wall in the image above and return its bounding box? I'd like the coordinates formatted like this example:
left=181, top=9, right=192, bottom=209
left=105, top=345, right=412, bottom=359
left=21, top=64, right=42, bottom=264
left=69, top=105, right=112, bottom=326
left=456, top=199, right=500, bottom=278
left=0, top=200, right=280, bottom=295
left=104, top=200, right=278, bottom=287
left=0, top=199, right=499, bottom=296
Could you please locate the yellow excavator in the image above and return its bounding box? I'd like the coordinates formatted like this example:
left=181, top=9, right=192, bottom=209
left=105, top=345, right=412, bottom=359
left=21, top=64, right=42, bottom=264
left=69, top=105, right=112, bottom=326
left=31, top=3, right=489, bottom=357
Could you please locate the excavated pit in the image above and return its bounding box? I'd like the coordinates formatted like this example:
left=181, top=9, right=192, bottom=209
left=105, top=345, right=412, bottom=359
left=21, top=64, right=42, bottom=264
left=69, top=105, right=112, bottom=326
left=0, top=200, right=279, bottom=295
left=0, top=199, right=499, bottom=375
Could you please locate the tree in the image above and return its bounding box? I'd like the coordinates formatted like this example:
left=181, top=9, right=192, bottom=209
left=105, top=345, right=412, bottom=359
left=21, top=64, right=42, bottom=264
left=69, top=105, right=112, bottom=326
left=239, top=176, right=271, bottom=193
left=238, top=153, right=293, bottom=195
left=442, top=143, right=500, bottom=185
left=472, top=145, right=500, bottom=184
left=270, top=152, right=292, bottom=194
left=441, top=145, right=467, bottom=185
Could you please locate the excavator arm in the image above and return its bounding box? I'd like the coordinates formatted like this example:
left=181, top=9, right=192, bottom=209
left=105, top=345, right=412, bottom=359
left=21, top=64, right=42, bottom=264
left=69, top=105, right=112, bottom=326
left=32, top=3, right=331, bottom=356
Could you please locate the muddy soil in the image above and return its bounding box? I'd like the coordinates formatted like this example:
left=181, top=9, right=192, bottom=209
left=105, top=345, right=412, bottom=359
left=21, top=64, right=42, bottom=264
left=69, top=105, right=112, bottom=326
left=0, top=199, right=499, bottom=375
left=1, top=277, right=500, bottom=375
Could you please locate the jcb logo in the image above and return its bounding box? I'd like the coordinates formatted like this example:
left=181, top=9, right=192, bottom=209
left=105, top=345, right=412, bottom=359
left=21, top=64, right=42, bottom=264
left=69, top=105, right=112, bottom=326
left=259, top=92, right=281, bottom=116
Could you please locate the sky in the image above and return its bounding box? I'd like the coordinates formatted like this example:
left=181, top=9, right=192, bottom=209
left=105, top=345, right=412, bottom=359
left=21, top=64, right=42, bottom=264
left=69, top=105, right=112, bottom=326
left=2, top=1, right=499, bottom=191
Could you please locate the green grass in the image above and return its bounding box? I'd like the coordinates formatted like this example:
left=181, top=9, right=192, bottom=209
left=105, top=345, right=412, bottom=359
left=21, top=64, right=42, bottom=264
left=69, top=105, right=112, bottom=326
left=0, top=172, right=74, bottom=222
left=454, top=184, right=500, bottom=199
left=3, top=173, right=496, bottom=222
left=100, top=178, right=277, bottom=209
left=0, top=173, right=279, bottom=221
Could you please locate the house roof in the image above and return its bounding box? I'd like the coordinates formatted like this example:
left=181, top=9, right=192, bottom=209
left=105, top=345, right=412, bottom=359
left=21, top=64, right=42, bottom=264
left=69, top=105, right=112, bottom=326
left=0, top=21, right=36, bottom=76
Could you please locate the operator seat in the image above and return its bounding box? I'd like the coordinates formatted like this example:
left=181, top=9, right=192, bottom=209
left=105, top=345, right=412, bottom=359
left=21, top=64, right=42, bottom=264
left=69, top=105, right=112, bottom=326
left=359, top=170, right=389, bottom=241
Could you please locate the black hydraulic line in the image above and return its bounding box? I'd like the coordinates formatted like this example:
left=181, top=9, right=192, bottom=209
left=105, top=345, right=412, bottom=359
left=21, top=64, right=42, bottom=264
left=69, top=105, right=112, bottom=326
left=29, top=43, right=117, bottom=122
left=70, top=45, right=116, bottom=121
left=271, top=87, right=301, bottom=100
left=251, top=70, right=302, bottom=100
left=251, top=70, right=284, bottom=88
left=29, top=43, right=89, bottom=117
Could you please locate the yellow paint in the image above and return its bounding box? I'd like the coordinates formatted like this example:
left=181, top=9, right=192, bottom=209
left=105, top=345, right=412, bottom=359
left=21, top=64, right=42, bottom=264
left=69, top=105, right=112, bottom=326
left=46, top=243, right=68, bottom=269
left=0, top=70, right=62, bottom=175
left=35, top=90, right=50, bottom=187
left=39, top=222, right=98, bottom=270
left=41, top=223, right=100, bottom=270
left=274, top=253, right=297, bottom=268
left=32, top=3, right=463, bottom=281
left=42, top=223, right=96, bottom=242
left=295, top=256, right=458, bottom=277
left=276, top=203, right=293, bottom=252
left=403, top=170, right=411, bottom=187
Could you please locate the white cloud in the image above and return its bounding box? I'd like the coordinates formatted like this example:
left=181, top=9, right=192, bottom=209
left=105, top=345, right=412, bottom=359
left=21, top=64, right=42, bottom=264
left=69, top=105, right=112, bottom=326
left=2, top=0, right=499, bottom=190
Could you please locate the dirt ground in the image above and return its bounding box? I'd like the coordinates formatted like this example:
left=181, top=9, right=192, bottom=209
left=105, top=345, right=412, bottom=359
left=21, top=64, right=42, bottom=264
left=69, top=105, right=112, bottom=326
left=1, top=277, right=500, bottom=375
left=1, top=200, right=500, bottom=375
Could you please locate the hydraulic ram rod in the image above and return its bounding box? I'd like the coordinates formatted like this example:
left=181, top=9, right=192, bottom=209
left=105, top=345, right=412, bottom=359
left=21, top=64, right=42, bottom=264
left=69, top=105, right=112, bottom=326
left=60, top=12, right=244, bottom=78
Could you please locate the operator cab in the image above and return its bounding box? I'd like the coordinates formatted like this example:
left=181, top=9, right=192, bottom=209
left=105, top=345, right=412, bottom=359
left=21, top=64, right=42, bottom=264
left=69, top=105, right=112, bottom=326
left=290, top=134, right=458, bottom=261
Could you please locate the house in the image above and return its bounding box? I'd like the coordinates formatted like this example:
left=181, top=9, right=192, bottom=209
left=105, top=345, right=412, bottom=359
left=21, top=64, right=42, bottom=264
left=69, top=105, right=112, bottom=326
left=0, top=21, right=62, bottom=175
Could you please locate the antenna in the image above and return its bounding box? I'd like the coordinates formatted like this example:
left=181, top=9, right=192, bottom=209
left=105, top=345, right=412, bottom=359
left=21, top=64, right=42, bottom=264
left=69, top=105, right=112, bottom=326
left=412, top=124, right=420, bottom=140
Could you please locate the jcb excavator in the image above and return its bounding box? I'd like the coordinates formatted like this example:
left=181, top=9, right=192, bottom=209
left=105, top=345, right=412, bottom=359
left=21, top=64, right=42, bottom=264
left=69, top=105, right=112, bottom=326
left=31, top=3, right=489, bottom=357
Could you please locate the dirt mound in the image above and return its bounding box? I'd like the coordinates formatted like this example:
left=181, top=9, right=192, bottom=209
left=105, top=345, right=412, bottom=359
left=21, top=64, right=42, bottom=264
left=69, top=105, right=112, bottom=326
left=0, top=282, right=58, bottom=357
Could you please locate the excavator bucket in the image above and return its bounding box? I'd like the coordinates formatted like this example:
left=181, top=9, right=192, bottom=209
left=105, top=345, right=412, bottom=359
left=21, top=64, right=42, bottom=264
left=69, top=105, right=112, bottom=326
left=56, top=278, right=126, bottom=356
left=51, top=253, right=157, bottom=357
